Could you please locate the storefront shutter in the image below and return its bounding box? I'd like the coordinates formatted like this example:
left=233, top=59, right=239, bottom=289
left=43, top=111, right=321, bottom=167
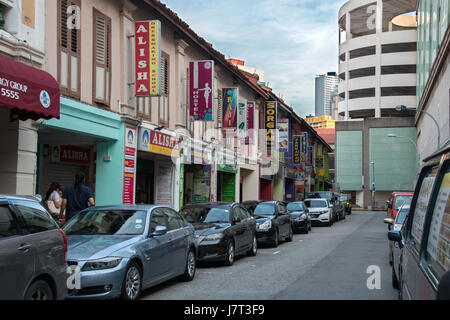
left=46, top=163, right=87, bottom=192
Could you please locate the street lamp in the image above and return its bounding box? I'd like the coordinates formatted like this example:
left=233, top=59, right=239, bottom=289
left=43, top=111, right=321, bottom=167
left=395, top=105, right=440, bottom=151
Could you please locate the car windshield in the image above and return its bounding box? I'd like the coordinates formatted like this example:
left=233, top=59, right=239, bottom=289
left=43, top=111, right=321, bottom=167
left=254, top=203, right=276, bottom=216
left=394, top=195, right=413, bottom=210
left=180, top=207, right=230, bottom=223
left=395, top=207, right=409, bottom=225
left=242, top=203, right=257, bottom=214
left=286, top=202, right=304, bottom=211
left=305, top=199, right=327, bottom=208
left=62, top=210, right=147, bottom=235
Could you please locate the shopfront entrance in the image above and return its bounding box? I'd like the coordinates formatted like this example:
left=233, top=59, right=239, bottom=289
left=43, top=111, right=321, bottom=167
left=217, top=165, right=236, bottom=202
left=260, top=178, right=273, bottom=201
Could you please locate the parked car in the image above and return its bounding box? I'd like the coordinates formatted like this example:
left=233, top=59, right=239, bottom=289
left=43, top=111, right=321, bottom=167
left=304, top=198, right=333, bottom=227
left=241, top=200, right=262, bottom=216
left=388, top=145, right=450, bottom=300
left=0, top=195, right=68, bottom=300
left=340, top=194, right=352, bottom=215
left=180, top=202, right=257, bottom=266
left=384, top=204, right=409, bottom=289
left=286, top=201, right=311, bottom=233
left=387, top=192, right=413, bottom=220
left=252, top=201, right=293, bottom=247
left=307, top=192, right=337, bottom=223
left=62, top=205, right=197, bottom=300
left=333, top=193, right=346, bottom=221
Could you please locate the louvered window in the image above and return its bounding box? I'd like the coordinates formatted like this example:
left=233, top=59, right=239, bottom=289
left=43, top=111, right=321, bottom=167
left=58, top=0, right=81, bottom=98
left=159, top=52, right=169, bottom=125
left=93, top=9, right=111, bottom=106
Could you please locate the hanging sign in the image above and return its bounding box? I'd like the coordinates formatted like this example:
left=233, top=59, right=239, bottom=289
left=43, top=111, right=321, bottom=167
left=237, top=99, right=247, bottom=139
left=293, top=136, right=301, bottom=164
left=277, top=119, right=289, bottom=153
left=189, top=60, right=214, bottom=121
left=265, top=101, right=277, bottom=150
left=245, top=101, right=255, bottom=145
left=222, top=88, right=238, bottom=131
left=123, top=126, right=137, bottom=205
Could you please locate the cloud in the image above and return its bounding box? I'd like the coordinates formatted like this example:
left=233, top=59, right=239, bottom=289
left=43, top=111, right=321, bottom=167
left=161, top=0, right=346, bottom=117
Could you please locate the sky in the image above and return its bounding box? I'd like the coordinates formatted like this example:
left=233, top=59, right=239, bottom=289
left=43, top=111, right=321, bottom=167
left=161, top=0, right=347, bottom=117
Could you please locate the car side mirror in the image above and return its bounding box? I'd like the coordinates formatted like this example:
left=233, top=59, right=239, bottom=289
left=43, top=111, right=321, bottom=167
left=384, top=218, right=394, bottom=225
left=150, top=225, right=167, bottom=237
left=437, top=270, right=450, bottom=300
left=232, top=216, right=241, bottom=224
left=388, top=230, right=402, bottom=242
left=329, top=204, right=334, bottom=208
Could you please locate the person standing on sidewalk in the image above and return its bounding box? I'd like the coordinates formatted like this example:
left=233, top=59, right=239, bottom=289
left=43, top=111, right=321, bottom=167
left=60, top=172, right=95, bottom=224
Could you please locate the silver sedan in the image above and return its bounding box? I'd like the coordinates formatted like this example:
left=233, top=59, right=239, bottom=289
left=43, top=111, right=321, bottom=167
left=62, top=205, right=198, bottom=300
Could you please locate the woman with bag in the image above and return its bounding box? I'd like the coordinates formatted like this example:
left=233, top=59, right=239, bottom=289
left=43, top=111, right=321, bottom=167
left=44, top=182, right=62, bottom=221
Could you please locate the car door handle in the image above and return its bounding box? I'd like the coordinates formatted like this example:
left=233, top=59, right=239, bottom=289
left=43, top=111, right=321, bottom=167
left=17, top=244, right=32, bottom=252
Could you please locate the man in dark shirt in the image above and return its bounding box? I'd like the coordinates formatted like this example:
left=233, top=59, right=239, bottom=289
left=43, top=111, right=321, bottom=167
left=60, top=172, right=95, bottom=223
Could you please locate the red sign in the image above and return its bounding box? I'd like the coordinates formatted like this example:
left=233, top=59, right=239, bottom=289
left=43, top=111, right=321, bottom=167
left=59, top=146, right=90, bottom=164
left=123, top=126, right=137, bottom=205
left=245, top=101, right=255, bottom=145
left=135, top=21, right=161, bottom=96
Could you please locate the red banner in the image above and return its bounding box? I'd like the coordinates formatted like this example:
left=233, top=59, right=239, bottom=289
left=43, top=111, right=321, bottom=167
left=189, top=60, right=214, bottom=121
left=59, top=146, right=90, bottom=164
left=123, top=126, right=137, bottom=205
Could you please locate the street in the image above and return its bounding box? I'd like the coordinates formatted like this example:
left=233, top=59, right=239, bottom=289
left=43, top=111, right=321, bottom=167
left=140, top=211, right=398, bottom=300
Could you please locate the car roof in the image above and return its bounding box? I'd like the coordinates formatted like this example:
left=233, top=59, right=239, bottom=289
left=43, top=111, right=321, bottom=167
left=0, top=194, right=41, bottom=202
left=85, top=204, right=160, bottom=211
left=305, top=198, right=328, bottom=201
left=392, top=192, right=413, bottom=196
left=183, top=202, right=235, bottom=208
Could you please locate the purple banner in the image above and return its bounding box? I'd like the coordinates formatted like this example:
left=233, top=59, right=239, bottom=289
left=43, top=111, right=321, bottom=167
left=223, top=88, right=238, bottom=129
left=190, top=60, right=214, bottom=121
left=245, top=101, right=255, bottom=145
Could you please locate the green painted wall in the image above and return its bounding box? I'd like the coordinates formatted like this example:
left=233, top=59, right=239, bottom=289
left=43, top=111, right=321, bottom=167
left=337, top=131, right=363, bottom=191
left=369, top=128, right=417, bottom=192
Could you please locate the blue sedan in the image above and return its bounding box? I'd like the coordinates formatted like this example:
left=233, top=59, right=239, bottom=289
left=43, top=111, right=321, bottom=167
left=62, top=205, right=197, bottom=300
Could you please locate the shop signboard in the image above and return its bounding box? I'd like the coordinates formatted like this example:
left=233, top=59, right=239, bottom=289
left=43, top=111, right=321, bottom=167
left=277, top=118, right=289, bottom=153
left=293, top=136, right=301, bottom=164
left=307, top=146, right=313, bottom=166
left=295, top=171, right=305, bottom=189
left=299, top=132, right=308, bottom=163
left=245, top=101, right=255, bottom=145
left=222, top=88, right=238, bottom=132
left=123, top=126, right=137, bottom=205
left=138, top=128, right=181, bottom=157
left=50, top=145, right=90, bottom=165
left=265, top=101, right=277, bottom=150
left=189, top=60, right=214, bottom=121
left=222, top=173, right=236, bottom=202
left=237, top=99, right=247, bottom=139
left=315, top=154, right=324, bottom=176
left=135, top=20, right=161, bottom=96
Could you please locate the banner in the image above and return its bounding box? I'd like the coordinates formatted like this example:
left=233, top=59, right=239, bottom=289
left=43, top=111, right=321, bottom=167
left=138, top=128, right=181, bottom=157
left=123, top=126, right=137, bottom=204
left=295, top=171, right=305, bottom=189
left=293, top=136, right=301, bottom=164
left=299, top=132, right=308, bottom=163
left=277, top=119, right=289, bottom=153
left=223, top=88, right=238, bottom=130
left=135, top=20, right=161, bottom=96
left=307, top=146, right=313, bottom=166
left=237, top=99, right=247, bottom=139
left=189, top=60, right=214, bottom=121
left=51, top=145, right=90, bottom=165
left=265, top=101, right=277, bottom=150
left=245, top=101, right=255, bottom=145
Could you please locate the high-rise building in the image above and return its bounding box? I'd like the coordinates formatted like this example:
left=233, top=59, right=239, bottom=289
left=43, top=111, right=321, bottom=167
left=315, top=72, right=339, bottom=116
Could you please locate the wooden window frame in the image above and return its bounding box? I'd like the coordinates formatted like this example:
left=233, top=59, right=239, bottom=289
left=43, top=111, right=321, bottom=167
left=57, top=0, right=81, bottom=99
left=158, top=51, right=170, bottom=127
left=137, top=97, right=152, bottom=121
left=92, top=8, right=112, bottom=108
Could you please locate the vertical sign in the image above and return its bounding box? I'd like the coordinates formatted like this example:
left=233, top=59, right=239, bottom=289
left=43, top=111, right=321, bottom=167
left=135, top=20, right=161, bottom=96
left=293, top=136, right=301, bottom=164
left=237, top=99, right=247, bottom=139
left=265, top=101, right=277, bottom=150
left=190, top=60, right=214, bottom=121
left=299, top=132, right=308, bottom=163
left=277, top=119, right=289, bottom=153
left=245, top=101, right=255, bottom=145
left=223, top=88, right=238, bottom=131
left=123, top=126, right=137, bottom=204
left=307, top=146, right=313, bottom=166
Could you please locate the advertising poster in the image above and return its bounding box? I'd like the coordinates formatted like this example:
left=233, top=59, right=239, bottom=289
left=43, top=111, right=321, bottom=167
left=295, top=171, right=305, bottom=189
left=293, top=136, right=301, bottom=164
left=265, top=101, right=277, bottom=150
left=189, top=60, right=214, bottom=121
left=193, top=166, right=211, bottom=202
left=237, top=99, right=247, bottom=139
left=412, top=173, right=437, bottom=244
left=135, top=20, right=161, bottom=96
left=222, top=174, right=236, bottom=202
left=245, top=101, right=255, bottom=145
left=277, top=119, right=289, bottom=153
left=123, top=126, right=137, bottom=205
left=222, top=88, right=238, bottom=130
left=307, top=146, right=313, bottom=166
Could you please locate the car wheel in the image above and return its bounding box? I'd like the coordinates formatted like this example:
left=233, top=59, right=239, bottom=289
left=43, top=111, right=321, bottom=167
left=308, top=223, right=312, bottom=231
left=328, top=219, right=332, bottom=227
left=272, top=229, right=279, bottom=248
left=224, top=240, right=235, bottom=266
left=24, top=280, right=54, bottom=300
left=286, top=226, right=293, bottom=242
left=181, top=248, right=196, bottom=281
left=247, top=234, right=258, bottom=256
left=392, top=266, right=399, bottom=289
left=304, top=225, right=309, bottom=234
left=121, top=262, right=142, bottom=300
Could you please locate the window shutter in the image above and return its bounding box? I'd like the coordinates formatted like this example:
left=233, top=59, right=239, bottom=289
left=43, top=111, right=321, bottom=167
left=93, top=10, right=111, bottom=105
left=95, top=16, right=106, bottom=65
left=60, top=0, right=68, bottom=49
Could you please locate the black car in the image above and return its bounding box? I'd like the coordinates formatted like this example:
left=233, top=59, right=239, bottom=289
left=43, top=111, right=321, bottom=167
left=286, top=201, right=311, bottom=234
left=333, top=193, right=346, bottom=221
left=179, top=202, right=257, bottom=266
left=340, top=194, right=352, bottom=215
left=252, top=201, right=293, bottom=247
left=241, top=200, right=262, bottom=216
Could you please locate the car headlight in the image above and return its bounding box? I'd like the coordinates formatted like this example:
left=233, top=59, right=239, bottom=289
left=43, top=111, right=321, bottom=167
left=202, top=233, right=224, bottom=242
left=295, top=215, right=306, bottom=221
left=82, top=257, right=123, bottom=271
left=257, top=220, right=272, bottom=231
left=320, top=210, right=329, bottom=215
